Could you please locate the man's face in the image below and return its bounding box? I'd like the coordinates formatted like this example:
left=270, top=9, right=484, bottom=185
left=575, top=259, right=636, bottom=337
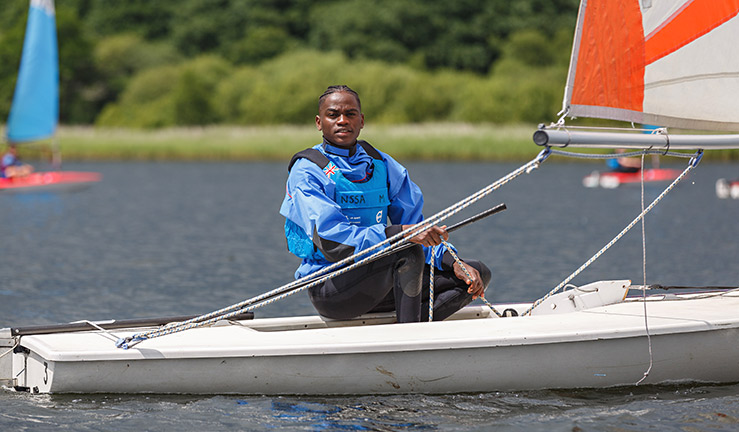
left=316, top=91, right=364, bottom=148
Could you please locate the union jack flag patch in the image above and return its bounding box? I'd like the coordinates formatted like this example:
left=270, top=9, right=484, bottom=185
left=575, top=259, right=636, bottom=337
left=323, top=162, right=338, bottom=178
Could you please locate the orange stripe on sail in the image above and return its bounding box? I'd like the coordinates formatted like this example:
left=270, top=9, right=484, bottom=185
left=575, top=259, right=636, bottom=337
left=572, top=0, right=644, bottom=112
left=645, top=0, right=739, bottom=64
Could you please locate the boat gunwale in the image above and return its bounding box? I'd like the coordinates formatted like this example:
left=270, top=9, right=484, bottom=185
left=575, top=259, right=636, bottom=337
left=14, top=293, right=739, bottom=363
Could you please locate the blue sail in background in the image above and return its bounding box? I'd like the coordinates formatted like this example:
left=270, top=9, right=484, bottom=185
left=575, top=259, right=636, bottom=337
left=6, top=0, right=58, bottom=143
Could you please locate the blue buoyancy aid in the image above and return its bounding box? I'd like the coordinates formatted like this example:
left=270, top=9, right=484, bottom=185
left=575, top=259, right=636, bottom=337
left=284, top=141, right=390, bottom=261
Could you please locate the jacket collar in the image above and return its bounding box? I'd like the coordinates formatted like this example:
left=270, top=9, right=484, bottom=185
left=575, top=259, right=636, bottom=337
left=322, top=138, right=357, bottom=157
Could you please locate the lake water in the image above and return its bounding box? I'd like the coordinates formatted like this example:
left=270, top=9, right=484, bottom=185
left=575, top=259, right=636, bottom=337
left=1, top=158, right=738, bottom=431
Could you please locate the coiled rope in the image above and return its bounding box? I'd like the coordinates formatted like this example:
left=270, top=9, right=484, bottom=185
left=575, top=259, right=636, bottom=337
left=116, top=149, right=551, bottom=348
left=522, top=149, right=703, bottom=316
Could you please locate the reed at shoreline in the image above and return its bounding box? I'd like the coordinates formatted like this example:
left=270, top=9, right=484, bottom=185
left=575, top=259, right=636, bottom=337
left=55, top=124, right=541, bottom=162
left=5, top=123, right=738, bottom=162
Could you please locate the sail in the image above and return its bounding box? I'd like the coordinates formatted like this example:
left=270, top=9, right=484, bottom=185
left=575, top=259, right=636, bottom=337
left=563, top=0, right=739, bottom=132
left=6, top=0, right=58, bottom=143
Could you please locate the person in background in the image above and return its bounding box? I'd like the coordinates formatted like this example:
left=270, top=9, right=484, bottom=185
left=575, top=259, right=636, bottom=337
left=0, top=143, right=34, bottom=178
left=280, top=85, right=491, bottom=323
left=607, top=125, right=662, bottom=173
left=606, top=148, right=642, bottom=173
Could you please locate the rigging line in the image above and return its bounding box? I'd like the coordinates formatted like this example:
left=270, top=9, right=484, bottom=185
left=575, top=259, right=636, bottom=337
left=640, top=285, right=739, bottom=290
left=71, top=320, right=122, bottom=343
left=548, top=148, right=694, bottom=160
left=429, top=245, right=437, bottom=322
left=522, top=150, right=703, bottom=317
left=636, top=153, right=654, bottom=386
left=441, top=239, right=502, bottom=317
left=549, top=124, right=671, bottom=133
left=628, top=289, right=739, bottom=301
left=116, top=151, right=550, bottom=348
left=0, top=339, right=20, bottom=361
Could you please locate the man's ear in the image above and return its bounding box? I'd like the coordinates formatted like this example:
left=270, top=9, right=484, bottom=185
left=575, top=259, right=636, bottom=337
left=315, top=115, right=322, bottom=131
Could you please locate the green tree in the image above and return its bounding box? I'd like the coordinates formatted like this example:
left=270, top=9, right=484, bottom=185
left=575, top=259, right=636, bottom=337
left=97, top=55, right=231, bottom=128
left=56, top=6, right=102, bottom=124
left=229, top=27, right=296, bottom=65
left=85, top=0, right=175, bottom=40
left=94, top=34, right=182, bottom=107
left=0, top=4, right=27, bottom=121
left=170, top=0, right=248, bottom=57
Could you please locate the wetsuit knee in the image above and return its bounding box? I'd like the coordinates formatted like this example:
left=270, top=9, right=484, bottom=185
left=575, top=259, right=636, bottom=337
left=395, top=244, right=425, bottom=298
left=477, top=262, right=492, bottom=288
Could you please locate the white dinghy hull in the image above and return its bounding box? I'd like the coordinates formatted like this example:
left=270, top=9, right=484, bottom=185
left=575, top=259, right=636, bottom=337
left=4, top=283, right=739, bottom=395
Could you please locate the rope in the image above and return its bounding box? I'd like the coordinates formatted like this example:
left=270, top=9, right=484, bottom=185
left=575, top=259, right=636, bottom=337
left=548, top=148, right=695, bottom=160
left=522, top=149, right=703, bottom=316
left=440, top=239, right=502, bottom=317
left=636, top=154, right=654, bottom=385
left=0, top=339, right=19, bottom=361
left=116, top=149, right=551, bottom=348
left=429, top=246, right=436, bottom=322
left=72, top=320, right=122, bottom=343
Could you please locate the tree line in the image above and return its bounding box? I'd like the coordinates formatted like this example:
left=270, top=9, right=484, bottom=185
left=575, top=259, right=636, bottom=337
left=0, top=0, right=579, bottom=128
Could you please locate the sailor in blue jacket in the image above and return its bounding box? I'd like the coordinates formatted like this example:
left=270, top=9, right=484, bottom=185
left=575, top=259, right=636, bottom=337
left=280, top=85, right=491, bottom=323
left=1, top=143, right=33, bottom=178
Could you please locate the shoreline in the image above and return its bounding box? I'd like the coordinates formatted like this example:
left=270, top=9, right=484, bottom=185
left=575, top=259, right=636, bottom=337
left=54, top=123, right=540, bottom=162
left=4, top=124, right=738, bottom=162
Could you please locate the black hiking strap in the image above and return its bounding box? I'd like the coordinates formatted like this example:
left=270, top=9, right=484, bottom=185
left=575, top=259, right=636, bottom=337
left=288, top=149, right=329, bottom=172
left=287, top=140, right=383, bottom=172
left=357, top=140, right=383, bottom=160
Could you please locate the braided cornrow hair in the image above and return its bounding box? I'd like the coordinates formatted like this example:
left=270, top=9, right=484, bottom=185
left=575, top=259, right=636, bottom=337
left=318, top=85, right=361, bottom=111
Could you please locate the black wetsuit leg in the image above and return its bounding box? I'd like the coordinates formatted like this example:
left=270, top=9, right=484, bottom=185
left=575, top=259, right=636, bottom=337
left=369, top=259, right=492, bottom=322
left=308, top=244, right=425, bottom=322
left=421, top=260, right=492, bottom=321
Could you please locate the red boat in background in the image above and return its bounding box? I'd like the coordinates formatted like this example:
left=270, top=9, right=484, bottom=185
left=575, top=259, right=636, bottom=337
left=0, top=171, right=101, bottom=194
left=3, top=0, right=100, bottom=195
left=583, top=168, right=682, bottom=189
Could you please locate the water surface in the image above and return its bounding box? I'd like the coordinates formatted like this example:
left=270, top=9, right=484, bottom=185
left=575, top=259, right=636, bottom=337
left=1, top=159, right=738, bottom=431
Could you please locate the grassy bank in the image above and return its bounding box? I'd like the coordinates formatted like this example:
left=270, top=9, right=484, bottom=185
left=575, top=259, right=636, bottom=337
left=52, top=124, right=541, bottom=162
left=6, top=124, right=739, bottom=162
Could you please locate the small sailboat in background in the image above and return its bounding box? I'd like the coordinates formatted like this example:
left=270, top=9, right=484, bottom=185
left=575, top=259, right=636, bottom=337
left=582, top=125, right=683, bottom=188
left=1, top=0, right=100, bottom=194
left=582, top=166, right=683, bottom=188
left=715, top=178, right=739, bottom=199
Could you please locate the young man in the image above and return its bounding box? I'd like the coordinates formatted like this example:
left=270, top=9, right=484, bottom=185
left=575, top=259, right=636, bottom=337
left=280, top=85, right=491, bottom=323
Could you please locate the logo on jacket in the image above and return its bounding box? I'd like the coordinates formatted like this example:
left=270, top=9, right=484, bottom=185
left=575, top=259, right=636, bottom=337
left=340, top=194, right=366, bottom=205
left=376, top=210, right=383, bottom=223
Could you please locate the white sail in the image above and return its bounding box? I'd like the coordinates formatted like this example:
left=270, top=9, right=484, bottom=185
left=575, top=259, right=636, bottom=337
left=563, top=0, right=739, bottom=132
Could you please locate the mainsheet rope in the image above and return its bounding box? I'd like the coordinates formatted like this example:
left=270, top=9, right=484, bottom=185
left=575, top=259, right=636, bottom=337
left=635, top=154, right=654, bottom=385
left=116, top=149, right=552, bottom=348
left=522, top=149, right=703, bottom=316
left=429, top=240, right=503, bottom=321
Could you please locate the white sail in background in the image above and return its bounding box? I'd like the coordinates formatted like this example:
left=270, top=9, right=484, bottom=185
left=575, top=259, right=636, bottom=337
left=564, top=0, right=739, bottom=132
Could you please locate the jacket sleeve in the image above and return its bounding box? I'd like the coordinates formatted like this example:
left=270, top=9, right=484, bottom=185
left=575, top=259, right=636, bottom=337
left=280, top=159, right=389, bottom=262
left=381, top=153, right=458, bottom=270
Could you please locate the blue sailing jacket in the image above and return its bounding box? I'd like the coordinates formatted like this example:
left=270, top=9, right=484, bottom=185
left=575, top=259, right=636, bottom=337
left=280, top=140, right=455, bottom=279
